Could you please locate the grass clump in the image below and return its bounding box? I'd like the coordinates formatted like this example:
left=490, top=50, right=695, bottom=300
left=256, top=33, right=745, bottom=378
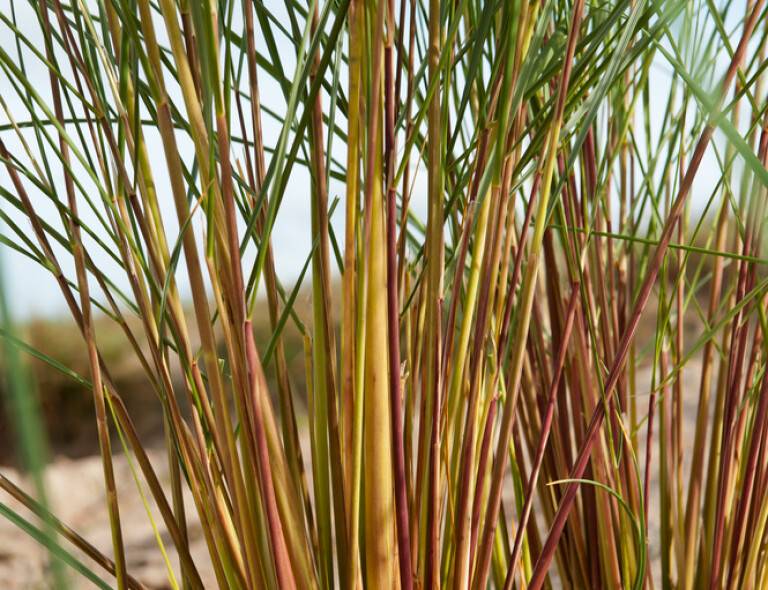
left=1, top=0, right=768, bottom=588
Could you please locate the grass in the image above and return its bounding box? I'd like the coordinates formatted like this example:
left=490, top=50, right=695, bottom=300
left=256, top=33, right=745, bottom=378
left=1, top=0, right=768, bottom=588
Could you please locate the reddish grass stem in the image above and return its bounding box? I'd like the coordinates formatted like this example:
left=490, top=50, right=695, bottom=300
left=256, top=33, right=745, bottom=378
left=527, top=4, right=766, bottom=584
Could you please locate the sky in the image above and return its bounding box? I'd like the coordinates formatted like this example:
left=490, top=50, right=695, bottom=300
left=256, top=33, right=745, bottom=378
left=0, top=0, right=752, bottom=318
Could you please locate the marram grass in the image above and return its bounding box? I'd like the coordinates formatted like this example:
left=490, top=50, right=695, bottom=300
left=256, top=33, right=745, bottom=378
left=1, top=0, right=768, bottom=588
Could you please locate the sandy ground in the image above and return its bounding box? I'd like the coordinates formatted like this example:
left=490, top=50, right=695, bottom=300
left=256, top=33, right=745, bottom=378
left=0, top=359, right=705, bottom=588
left=0, top=451, right=216, bottom=589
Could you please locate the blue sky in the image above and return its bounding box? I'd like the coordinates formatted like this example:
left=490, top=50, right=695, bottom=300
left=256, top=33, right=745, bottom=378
left=0, top=0, right=752, bottom=318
